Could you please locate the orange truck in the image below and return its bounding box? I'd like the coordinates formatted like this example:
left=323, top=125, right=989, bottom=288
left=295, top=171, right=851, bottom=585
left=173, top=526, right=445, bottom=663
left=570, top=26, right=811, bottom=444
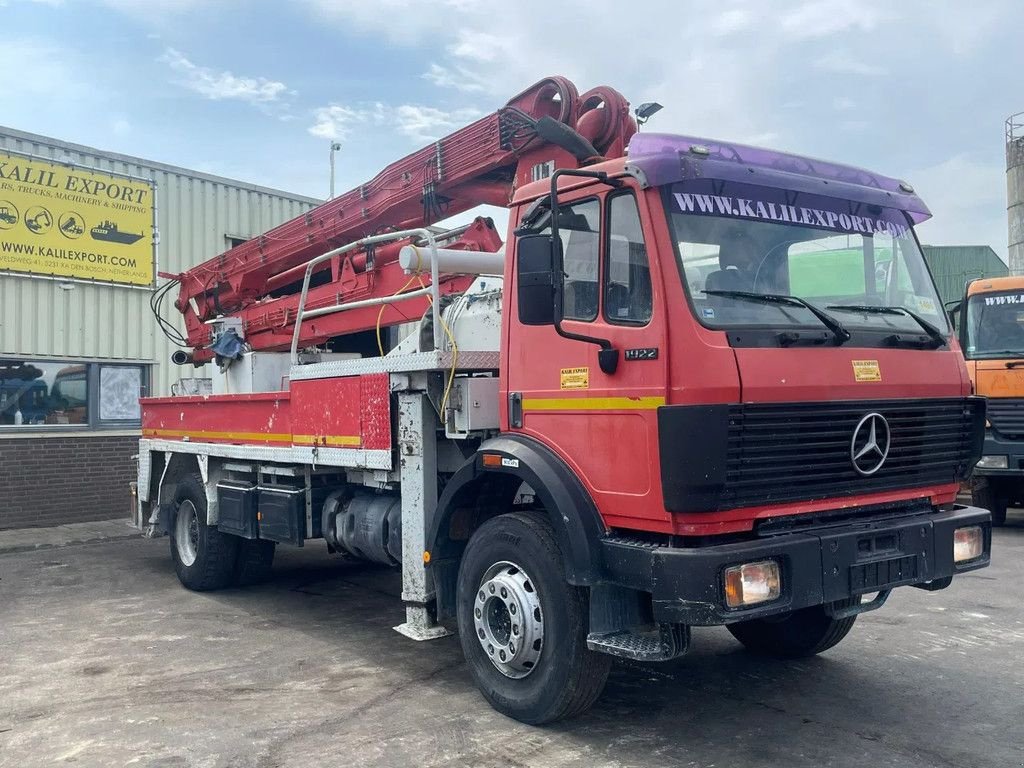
left=960, top=275, right=1024, bottom=524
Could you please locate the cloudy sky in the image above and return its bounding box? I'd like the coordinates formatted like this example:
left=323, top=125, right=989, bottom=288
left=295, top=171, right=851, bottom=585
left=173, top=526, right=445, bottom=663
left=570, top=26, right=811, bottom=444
left=2, top=0, right=1022, bottom=259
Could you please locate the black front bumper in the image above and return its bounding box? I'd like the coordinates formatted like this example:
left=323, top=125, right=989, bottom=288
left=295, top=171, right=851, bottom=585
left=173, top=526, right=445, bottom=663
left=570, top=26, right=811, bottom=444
left=602, top=505, right=991, bottom=625
left=973, top=428, right=1024, bottom=478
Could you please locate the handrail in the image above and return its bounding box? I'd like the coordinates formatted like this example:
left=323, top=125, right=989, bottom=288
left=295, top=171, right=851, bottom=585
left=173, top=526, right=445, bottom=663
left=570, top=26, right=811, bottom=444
left=1007, top=112, right=1024, bottom=143
left=290, top=228, right=442, bottom=364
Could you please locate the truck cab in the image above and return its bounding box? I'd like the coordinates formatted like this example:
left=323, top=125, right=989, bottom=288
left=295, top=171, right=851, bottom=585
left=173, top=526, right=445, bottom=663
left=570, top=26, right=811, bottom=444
left=506, top=133, right=981, bottom=539
left=959, top=275, right=1024, bottom=524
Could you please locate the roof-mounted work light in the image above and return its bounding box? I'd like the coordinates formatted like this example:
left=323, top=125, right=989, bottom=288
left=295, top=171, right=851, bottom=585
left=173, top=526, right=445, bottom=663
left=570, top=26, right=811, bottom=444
left=634, top=102, right=663, bottom=129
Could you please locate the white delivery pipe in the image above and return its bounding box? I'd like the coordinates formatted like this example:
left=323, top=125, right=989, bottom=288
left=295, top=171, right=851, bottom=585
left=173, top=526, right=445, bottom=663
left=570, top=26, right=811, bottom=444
left=399, top=245, right=504, bottom=276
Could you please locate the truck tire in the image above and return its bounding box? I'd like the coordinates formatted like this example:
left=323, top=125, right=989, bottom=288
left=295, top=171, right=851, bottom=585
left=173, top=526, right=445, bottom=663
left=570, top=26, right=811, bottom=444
left=456, top=511, right=611, bottom=724
left=234, top=539, right=276, bottom=586
left=169, top=473, right=239, bottom=591
left=727, top=598, right=859, bottom=658
left=971, top=478, right=1008, bottom=526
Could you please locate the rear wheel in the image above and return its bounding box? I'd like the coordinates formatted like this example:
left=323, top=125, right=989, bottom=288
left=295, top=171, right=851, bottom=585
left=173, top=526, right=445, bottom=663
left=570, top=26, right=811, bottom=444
left=727, top=598, right=859, bottom=658
left=971, top=477, right=1008, bottom=526
left=456, top=512, right=611, bottom=724
left=169, top=473, right=238, bottom=591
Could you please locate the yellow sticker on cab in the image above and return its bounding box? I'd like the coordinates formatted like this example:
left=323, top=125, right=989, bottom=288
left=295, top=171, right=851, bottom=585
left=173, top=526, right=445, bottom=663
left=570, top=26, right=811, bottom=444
left=852, top=360, right=881, bottom=382
left=560, top=367, right=589, bottom=390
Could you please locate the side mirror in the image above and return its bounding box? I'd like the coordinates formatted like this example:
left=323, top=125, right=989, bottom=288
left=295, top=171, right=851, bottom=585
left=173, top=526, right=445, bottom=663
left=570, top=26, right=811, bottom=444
left=945, top=299, right=962, bottom=331
left=516, top=234, right=561, bottom=326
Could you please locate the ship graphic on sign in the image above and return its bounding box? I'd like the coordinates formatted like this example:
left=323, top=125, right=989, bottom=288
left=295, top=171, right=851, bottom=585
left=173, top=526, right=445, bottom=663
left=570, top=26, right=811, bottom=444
left=90, top=220, right=144, bottom=245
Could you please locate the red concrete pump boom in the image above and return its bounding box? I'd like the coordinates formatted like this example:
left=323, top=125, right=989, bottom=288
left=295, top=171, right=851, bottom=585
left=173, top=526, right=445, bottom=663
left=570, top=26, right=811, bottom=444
left=162, top=77, right=636, bottom=363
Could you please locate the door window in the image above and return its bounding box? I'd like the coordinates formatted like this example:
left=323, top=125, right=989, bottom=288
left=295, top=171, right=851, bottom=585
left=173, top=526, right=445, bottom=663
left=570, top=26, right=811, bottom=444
left=557, top=199, right=601, bottom=321
left=605, top=193, right=653, bottom=324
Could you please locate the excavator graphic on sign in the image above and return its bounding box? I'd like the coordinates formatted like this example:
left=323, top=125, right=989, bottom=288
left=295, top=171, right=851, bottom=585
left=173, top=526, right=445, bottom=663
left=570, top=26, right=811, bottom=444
left=25, top=208, right=52, bottom=234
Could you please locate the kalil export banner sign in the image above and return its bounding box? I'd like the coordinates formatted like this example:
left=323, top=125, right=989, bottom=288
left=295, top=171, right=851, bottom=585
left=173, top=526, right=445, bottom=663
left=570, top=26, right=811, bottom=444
left=0, top=150, right=155, bottom=286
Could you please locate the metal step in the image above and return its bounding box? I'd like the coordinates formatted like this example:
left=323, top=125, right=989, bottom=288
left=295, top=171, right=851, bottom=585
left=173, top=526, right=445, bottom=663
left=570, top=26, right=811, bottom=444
left=587, top=623, right=689, bottom=662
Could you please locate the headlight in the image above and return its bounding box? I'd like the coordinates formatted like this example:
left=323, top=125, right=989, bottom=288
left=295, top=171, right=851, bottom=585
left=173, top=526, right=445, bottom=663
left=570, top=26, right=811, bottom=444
left=724, top=560, right=781, bottom=608
left=976, top=455, right=1008, bottom=469
left=954, top=526, right=984, bottom=563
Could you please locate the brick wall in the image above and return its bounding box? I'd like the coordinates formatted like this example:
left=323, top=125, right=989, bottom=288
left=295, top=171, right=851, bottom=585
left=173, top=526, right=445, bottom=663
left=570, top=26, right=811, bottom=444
left=0, top=433, right=137, bottom=529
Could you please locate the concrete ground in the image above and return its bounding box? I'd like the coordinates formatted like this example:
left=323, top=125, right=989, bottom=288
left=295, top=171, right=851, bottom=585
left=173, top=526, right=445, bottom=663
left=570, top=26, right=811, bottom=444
left=1, top=515, right=1022, bottom=768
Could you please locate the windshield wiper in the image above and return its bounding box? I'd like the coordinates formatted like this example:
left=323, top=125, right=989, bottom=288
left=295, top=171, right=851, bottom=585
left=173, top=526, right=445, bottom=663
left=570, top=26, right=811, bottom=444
left=972, top=349, right=1024, bottom=357
left=963, top=350, right=1024, bottom=365
left=826, top=304, right=947, bottom=348
left=979, top=351, right=1024, bottom=367
left=703, top=289, right=851, bottom=344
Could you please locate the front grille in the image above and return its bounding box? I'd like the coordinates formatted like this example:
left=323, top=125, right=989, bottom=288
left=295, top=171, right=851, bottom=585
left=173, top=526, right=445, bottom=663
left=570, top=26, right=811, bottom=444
left=722, top=398, right=983, bottom=509
left=986, top=398, right=1024, bottom=438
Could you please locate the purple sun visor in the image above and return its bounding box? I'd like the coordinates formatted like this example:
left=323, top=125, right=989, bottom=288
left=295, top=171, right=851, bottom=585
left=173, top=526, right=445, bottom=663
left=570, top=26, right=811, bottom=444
left=625, top=133, right=931, bottom=225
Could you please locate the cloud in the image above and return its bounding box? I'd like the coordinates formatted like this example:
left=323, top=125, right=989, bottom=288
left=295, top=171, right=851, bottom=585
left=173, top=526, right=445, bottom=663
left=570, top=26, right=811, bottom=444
left=110, top=117, right=132, bottom=136
left=738, top=131, right=781, bottom=148
left=102, top=0, right=207, bottom=14
left=710, top=8, right=753, bottom=35
left=0, top=38, right=94, bottom=108
left=422, top=63, right=489, bottom=93
left=815, top=50, right=887, bottom=76
left=159, top=47, right=290, bottom=105
left=293, top=0, right=1023, bottom=255
left=778, top=0, right=888, bottom=40
left=918, top=4, right=1004, bottom=57
left=910, top=154, right=1008, bottom=259
left=309, top=105, right=365, bottom=140
left=446, top=30, right=513, bottom=63
left=0, top=37, right=122, bottom=149
left=308, top=102, right=483, bottom=144
left=300, top=0, right=482, bottom=42
left=388, top=105, right=482, bottom=142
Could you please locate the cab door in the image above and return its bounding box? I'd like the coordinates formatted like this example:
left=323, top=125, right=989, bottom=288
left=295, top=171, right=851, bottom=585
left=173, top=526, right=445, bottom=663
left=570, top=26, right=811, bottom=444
left=505, top=186, right=670, bottom=531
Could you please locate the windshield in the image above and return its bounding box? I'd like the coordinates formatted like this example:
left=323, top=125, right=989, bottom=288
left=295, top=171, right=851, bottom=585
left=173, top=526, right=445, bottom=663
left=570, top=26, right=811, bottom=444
left=668, top=180, right=947, bottom=337
left=964, top=290, right=1024, bottom=358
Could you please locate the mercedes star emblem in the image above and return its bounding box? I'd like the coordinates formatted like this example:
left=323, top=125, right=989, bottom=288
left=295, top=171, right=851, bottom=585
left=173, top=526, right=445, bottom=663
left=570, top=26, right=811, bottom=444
left=851, top=412, right=891, bottom=476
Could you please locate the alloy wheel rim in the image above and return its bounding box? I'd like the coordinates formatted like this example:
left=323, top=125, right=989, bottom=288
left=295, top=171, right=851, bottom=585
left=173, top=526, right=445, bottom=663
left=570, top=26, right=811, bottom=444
left=473, top=560, right=544, bottom=679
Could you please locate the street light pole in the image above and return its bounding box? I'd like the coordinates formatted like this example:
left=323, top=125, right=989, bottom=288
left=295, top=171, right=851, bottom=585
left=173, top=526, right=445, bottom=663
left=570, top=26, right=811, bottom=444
left=329, top=141, right=342, bottom=198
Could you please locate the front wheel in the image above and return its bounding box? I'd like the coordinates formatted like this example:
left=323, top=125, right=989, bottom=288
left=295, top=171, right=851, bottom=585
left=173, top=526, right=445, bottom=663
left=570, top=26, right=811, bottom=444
left=456, top=512, right=611, bottom=724
left=727, top=598, right=859, bottom=658
left=971, top=477, right=1009, bottom=526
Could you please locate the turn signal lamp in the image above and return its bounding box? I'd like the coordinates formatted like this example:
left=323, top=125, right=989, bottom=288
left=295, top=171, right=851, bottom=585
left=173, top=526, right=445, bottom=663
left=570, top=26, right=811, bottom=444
left=953, top=526, right=983, bottom=564
left=724, top=560, right=781, bottom=608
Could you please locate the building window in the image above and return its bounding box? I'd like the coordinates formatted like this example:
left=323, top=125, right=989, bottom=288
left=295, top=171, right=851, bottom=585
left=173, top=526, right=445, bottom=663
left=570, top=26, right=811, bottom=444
left=0, top=359, right=148, bottom=429
left=226, top=235, right=249, bottom=249
left=99, top=366, right=143, bottom=421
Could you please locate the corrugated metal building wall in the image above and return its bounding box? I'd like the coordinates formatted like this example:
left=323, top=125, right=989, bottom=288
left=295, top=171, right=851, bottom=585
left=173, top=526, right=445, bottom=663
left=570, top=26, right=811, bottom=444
left=0, top=127, right=318, bottom=529
left=922, top=245, right=1009, bottom=307
left=0, top=126, right=319, bottom=396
